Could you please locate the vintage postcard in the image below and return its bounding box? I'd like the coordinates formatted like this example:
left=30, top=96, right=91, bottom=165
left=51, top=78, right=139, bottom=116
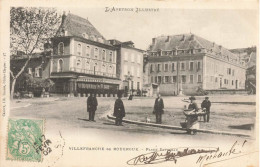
left=0, top=0, right=259, bottom=166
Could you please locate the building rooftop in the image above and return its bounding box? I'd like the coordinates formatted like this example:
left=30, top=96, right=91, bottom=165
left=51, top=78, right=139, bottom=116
left=230, top=47, right=256, bottom=68
left=56, top=13, right=109, bottom=44
left=148, top=33, right=240, bottom=62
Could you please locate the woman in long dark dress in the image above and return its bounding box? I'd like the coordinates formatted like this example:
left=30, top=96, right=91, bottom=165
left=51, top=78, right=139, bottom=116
left=113, top=92, right=125, bottom=126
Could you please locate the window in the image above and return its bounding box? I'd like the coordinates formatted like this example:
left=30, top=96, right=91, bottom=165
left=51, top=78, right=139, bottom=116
left=131, top=54, right=135, bottom=62
left=76, top=59, right=81, bottom=67
left=85, top=60, right=90, bottom=70
left=190, top=75, right=193, bottom=83
left=28, top=68, right=32, bottom=75
left=94, top=48, right=99, bottom=59
left=82, top=33, right=88, bottom=39
left=232, top=80, right=234, bottom=85
left=58, top=42, right=64, bottom=55
left=157, top=64, right=161, bottom=72
left=124, top=52, right=128, bottom=61
left=158, top=76, right=162, bottom=83
left=137, top=54, right=141, bottom=64
left=155, top=76, right=157, bottom=83
left=101, top=63, right=106, bottom=72
left=131, top=66, right=134, bottom=75
left=197, top=61, right=201, bottom=70
left=94, top=62, right=98, bottom=72
left=108, top=65, right=113, bottom=74
left=189, top=62, right=194, bottom=71
left=86, top=45, right=90, bottom=57
left=137, top=82, right=140, bottom=90
left=77, top=43, right=82, bottom=56
left=137, top=67, right=140, bottom=77
left=165, top=76, right=169, bottom=83
left=102, top=50, right=106, bottom=61
left=57, top=59, right=63, bottom=72
left=151, top=76, right=153, bottom=83
left=181, top=75, right=186, bottom=83
left=181, top=62, right=185, bottom=70
left=227, top=68, right=231, bottom=75
left=34, top=67, right=42, bottom=77
left=109, top=52, right=113, bottom=62
left=198, top=75, right=202, bottom=82
left=164, top=63, right=168, bottom=72
left=210, top=76, right=214, bottom=82
left=150, top=64, right=154, bottom=73
left=173, top=76, right=177, bottom=82
left=124, top=65, right=128, bottom=75
left=172, top=63, right=175, bottom=71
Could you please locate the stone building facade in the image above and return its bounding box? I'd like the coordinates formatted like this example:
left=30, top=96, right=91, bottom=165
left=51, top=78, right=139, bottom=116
left=50, top=13, right=120, bottom=96
left=108, top=40, right=144, bottom=95
left=145, top=34, right=247, bottom=95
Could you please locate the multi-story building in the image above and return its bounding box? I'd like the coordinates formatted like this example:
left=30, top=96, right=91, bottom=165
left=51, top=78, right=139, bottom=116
left=108, top=40, right=144, bottom=96
left=230, top=47, right=256, bottom=94
left=50, top=13, right=120, bottom=96
left=145, top=34, right=247, bottom=96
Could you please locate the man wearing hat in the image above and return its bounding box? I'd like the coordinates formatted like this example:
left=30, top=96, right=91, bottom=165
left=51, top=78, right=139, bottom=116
left=153, top=93, right=164, bottom=124
left=201, top=97, right=211, bottom=122
left=113, top=92, right=125, bottom=126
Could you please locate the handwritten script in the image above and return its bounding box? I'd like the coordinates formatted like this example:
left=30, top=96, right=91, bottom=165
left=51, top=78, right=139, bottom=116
left=127, top=140, right=250, bottom=166
left=127, top=147, right=218, bottom=165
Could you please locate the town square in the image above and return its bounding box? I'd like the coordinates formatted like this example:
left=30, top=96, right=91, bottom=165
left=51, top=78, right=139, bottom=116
left=1, top=3, right=258, bottom=167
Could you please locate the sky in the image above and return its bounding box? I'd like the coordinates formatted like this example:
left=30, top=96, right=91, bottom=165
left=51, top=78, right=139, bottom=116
left=66, top=8, right=258, bottom=50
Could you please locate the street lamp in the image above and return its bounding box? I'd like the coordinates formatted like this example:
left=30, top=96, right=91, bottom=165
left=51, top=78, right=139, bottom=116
left=124, top=71, right=133, bottom=96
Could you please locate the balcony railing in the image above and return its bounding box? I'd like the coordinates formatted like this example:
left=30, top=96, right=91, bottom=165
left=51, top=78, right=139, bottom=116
left=69, top=67, right=117, bottom=78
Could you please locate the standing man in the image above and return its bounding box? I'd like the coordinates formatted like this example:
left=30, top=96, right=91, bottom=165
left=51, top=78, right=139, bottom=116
left=153, top=93, right=164, bottom=124
left=201, top=97, right=211, bottom=122
left=87, top=93, right=98, bottom=122
left=113, top=92, right=125, bottom=126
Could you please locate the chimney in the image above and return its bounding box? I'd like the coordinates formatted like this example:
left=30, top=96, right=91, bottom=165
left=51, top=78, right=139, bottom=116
left=62, top=11, right=66, bottom=24
left=174, top=46, right=178, bottom=55
left=212, top=42, right=215, bottom=47
left=181, top=35, right=186, bottom=41
left=190, top=34, right=195, bottom=40
left=152, top=38, right=156, bottom=45
left=219, top=45, right=222, bottom=50
left=165, top=36, right=170, bottom=42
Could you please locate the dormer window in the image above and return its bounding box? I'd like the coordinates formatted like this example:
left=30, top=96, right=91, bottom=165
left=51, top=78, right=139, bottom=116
left=82, top=33, right=89, bottom=39
left=58, top=42, right=64, bottom=55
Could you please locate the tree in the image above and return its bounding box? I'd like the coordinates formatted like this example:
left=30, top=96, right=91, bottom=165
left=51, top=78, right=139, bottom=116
left=10, top=7, right=60, bottom=99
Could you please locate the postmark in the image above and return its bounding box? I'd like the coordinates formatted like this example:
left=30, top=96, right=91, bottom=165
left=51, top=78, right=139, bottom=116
left=6, top=118, right=44, bottom=162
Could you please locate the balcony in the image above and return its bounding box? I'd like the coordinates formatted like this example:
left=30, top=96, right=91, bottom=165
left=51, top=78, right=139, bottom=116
left=69, top=67, right=117, bottom=78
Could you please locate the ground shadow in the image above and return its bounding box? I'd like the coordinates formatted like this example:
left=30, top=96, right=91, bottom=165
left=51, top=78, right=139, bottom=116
left=78, top=118, right=90, bottom=121
left=103, top=122, right=116, bottom=126
left=170, top=131, right=188, bottom=135
left=228, top=124, right=254, bottom=130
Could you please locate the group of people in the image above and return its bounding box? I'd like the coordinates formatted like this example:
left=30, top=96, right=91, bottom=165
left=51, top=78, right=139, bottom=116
left=86, top=92, right=125, bottom=126
left=86, top=92, right=211, bottom=133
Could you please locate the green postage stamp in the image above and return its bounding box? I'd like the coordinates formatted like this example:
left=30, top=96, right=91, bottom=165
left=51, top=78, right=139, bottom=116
left=7, top=118, right=44, bottom=162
